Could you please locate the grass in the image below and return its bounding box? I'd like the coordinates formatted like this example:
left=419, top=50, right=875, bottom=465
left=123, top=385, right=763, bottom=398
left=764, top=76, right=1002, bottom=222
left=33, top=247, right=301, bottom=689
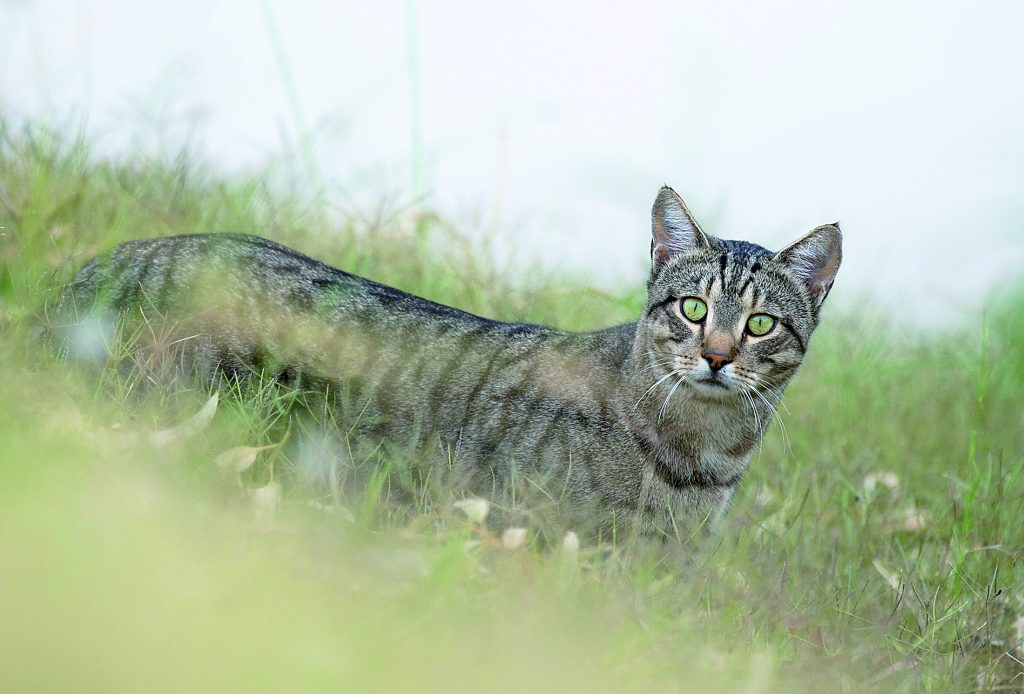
left=1, top=120, right=1022, bottom=692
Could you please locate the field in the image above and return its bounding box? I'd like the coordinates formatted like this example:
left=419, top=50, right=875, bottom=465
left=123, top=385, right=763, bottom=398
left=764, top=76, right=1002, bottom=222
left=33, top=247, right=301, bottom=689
left=1, top=122, right=1022, bottom=692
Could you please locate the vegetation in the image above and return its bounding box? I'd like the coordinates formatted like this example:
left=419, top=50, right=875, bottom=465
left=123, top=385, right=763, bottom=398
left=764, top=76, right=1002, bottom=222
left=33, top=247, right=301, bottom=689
left=1, top=122, right=1021, bottom=692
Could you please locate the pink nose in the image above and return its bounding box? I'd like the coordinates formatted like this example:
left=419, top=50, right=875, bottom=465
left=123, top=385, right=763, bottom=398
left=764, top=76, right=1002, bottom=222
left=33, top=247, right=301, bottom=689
left=703, top=351, right=732, bottom=372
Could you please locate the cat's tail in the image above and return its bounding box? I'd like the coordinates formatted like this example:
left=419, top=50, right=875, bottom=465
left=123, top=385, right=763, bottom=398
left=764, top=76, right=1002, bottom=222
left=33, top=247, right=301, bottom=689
left=38, top=253, right=114, bottom=362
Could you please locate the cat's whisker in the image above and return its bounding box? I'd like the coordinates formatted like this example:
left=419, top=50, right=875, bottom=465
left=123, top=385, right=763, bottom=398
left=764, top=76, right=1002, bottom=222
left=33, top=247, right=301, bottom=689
left=633, top=354, right=699, bottom=415
left=749, top=385, right=792, bottom=453
left=637, top=359, right=680, bottom=377
left=657, top=374, right=687, bottom=424
left=753, top=383, right=789, bottom=416
left=765, top=391, right=791, bottom=416
left=641, top=358, right=677, bottom=373
left=632, top=369, right=680, bottom=413
left=734, top=368, right=790, bottom=418
left=741, top=388, right=762, bottom=436
left=751, top=374, right=791, bottom=415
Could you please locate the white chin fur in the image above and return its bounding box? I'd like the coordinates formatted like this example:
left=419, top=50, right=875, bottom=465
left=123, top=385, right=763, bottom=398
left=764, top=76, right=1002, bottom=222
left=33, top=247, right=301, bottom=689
left=688, top=380, right=735, bottom=399
left=686, top=362, right=740, bottom=399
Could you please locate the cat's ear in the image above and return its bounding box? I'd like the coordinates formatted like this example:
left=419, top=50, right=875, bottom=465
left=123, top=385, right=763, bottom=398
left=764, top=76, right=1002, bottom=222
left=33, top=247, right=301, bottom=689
left=651, top=186, right=710, bottom=268
left=774, top=223, right=843, bottom=307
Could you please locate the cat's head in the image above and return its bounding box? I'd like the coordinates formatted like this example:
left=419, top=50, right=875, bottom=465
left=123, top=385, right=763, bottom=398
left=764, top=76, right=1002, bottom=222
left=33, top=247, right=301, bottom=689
left=638, top=186, right=841, bottom=403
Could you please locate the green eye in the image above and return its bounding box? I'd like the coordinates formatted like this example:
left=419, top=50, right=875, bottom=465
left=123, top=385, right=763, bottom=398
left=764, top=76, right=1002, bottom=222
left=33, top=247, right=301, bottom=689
left=680, top=297, right=708, bottom=322
left=747, top=314, right=776, bottom=336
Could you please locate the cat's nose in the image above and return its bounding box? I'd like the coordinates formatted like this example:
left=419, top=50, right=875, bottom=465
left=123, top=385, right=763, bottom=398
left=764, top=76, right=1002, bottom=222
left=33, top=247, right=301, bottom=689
left=702, top=351, right=733, bottom=372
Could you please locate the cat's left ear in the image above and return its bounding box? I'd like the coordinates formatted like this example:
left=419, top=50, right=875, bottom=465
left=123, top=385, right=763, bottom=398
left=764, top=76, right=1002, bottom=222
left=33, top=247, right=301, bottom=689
left=651, top=186, right=710, bottom=269
left=774, top=223, right=843, bottom=307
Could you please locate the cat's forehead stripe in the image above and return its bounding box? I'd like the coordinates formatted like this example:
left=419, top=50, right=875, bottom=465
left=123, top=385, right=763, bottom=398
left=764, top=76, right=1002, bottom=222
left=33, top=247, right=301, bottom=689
left=737, top=258, right=763, bottom=301
left=709, top=252, right=757, bottom=301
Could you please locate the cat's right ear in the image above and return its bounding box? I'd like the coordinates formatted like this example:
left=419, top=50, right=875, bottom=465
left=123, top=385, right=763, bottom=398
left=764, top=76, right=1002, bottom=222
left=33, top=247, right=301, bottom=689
left=651, top=186, right=710, bottom=269
left=774, top=223, right=843, bottom=308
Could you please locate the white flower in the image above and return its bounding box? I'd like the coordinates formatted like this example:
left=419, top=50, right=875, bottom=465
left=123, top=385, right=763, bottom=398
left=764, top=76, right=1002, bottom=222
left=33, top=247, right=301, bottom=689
left=561, top=531, right=580, bottom=555
left=897, top=507, right=927, bottom=532
left=249, top=481, right=281, bottom=525
left=501, top=527, right=528, bottom=549
left=453, top=497, right=490, bottom=524
left=863, top=471, right=900, bottom=496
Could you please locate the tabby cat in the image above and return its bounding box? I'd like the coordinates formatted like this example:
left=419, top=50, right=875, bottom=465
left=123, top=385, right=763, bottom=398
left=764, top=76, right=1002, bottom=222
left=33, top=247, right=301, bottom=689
left=57, top=187, right=841, bottom=538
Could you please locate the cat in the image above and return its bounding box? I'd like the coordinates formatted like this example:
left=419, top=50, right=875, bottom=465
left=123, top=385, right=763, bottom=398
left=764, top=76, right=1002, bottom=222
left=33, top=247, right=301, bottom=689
left=56, top=187, right=841, bottom=539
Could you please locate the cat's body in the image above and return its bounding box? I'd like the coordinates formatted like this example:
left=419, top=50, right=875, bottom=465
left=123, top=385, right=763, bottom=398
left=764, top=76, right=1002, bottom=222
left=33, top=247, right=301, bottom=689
left=57, top=188, right=842, bottom=538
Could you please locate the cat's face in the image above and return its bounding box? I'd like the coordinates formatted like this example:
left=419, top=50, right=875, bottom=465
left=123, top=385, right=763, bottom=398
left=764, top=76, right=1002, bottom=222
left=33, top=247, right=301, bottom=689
left=638, top=187, right=842, bottom=405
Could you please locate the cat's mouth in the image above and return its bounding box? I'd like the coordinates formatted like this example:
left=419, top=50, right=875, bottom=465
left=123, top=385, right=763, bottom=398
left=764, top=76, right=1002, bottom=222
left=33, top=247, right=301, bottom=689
left=689, top=375, right=735, bottom=398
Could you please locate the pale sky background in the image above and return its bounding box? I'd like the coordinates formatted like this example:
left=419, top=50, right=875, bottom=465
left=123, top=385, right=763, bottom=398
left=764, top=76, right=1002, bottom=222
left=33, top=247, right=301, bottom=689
left=1, top=0, right=1022, bottom=320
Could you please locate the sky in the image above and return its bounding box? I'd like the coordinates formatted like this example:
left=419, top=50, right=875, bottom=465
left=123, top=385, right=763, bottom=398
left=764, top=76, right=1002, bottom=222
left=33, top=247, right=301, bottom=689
left=1, top=0, right=1022, bottom=320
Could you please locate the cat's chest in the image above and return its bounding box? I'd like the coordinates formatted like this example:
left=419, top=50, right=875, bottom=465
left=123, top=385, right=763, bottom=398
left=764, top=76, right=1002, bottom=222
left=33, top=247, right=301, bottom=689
left=624, top=408, right=757, bottom=480
left=637, top=469, right=737, bottom=536
left=647, top=440, right=751, bottom=495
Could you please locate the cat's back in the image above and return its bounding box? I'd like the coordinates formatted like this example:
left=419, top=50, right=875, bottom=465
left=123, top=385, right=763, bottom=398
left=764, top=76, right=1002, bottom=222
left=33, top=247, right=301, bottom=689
left=66, top=233, right=517, bottom=329
left=59, top=233, right=585, bottom=379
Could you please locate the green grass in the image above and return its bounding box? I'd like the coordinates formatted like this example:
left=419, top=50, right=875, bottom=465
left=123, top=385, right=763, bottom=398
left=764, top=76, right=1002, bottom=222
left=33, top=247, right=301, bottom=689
left=1, top=120, right=1022, bottom=692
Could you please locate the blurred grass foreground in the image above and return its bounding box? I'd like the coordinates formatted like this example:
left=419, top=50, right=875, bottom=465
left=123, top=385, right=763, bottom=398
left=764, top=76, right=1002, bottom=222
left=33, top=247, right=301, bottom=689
left=0, top=122, right=1022, bottom=692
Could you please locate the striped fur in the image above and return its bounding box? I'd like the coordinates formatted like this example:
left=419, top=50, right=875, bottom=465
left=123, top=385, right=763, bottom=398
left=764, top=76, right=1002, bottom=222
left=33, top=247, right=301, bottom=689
left=55, top=187, right=841, bottom=538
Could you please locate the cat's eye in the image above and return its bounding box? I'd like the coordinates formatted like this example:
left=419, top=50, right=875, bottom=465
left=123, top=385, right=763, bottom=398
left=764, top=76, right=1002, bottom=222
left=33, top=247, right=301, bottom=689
left=746, top=314, right=776, bottom=336
left=680, top=297, right=708, bottom=323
